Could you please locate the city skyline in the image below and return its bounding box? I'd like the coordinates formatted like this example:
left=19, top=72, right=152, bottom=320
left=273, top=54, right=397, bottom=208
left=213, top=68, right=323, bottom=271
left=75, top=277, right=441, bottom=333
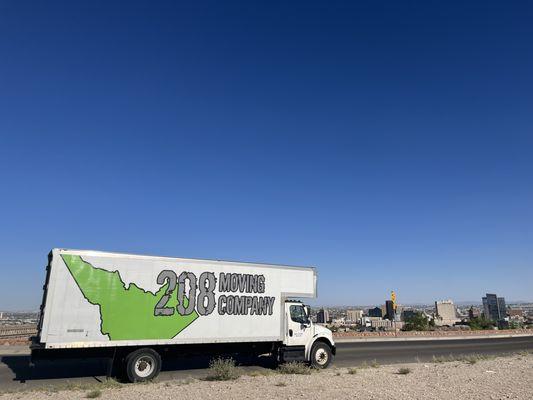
left=3, top=294, right=533, bottom=313
left=1, top=1, right=532, bottom=310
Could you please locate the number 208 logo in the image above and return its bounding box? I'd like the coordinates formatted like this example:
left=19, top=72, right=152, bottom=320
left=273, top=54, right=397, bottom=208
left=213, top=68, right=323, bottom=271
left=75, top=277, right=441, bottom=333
left=153, top=270, right=275, bottom=317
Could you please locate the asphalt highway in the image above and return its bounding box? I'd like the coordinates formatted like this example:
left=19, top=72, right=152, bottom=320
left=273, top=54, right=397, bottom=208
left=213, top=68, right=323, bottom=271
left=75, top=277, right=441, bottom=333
left=0, top=336, right=532, bottom=391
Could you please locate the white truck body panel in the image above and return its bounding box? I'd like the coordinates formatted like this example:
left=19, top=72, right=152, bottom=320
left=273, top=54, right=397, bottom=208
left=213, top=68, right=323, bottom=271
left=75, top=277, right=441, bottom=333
left=39, top=249, right=317, bottom=349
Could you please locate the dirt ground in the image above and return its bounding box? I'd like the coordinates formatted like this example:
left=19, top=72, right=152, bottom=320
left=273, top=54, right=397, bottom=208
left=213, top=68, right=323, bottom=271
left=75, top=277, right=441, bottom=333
left=1, top=353, right=532, bottom=400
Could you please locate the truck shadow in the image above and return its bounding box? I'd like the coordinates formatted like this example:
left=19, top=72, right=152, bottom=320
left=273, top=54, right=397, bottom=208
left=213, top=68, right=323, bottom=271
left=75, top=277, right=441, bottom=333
left=1, top=355, right=110, bottom=383
left=1, top=354, right=276, bottom=384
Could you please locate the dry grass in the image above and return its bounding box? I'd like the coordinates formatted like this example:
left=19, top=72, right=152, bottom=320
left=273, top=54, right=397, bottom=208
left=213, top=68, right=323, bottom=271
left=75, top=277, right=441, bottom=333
left=85, top=389, right=102, bottom=398
left=248, top=369, right=275, bottom=377
left=359, top=359, right=380, bottom=369
left=205, top=358, right=240, bottom=381
left=432, top=354, right=494, bottom=365
left=277, top=362, right=313, bottom=375
left=347, top=368, right=358, bottom=375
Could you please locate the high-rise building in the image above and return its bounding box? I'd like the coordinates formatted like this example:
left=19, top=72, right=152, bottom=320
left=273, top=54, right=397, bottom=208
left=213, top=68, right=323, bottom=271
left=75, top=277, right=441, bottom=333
left=482, top=293, right=506, bottom=321
left=497, top=297, right=507, bottom=318
left=316, top=308, right=330, bottom=324
left=434, top=300, right=459, bottom=326
left=346, top=309, right=363, bottom=322
left=385, top=300, right=395, bottom=321
left=368, top=307, right=382, bottom=318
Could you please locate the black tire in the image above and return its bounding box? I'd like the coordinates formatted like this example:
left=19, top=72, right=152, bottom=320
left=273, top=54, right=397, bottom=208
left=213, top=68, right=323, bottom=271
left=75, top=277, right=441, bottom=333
left=310, top=342, right=332, bottom=369
left=125, top=348, right=162, bottom=383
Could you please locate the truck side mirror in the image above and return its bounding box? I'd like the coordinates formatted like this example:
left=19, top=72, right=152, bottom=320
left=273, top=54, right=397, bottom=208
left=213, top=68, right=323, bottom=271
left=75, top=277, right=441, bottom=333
left=304, top=305, right=311, bottom=325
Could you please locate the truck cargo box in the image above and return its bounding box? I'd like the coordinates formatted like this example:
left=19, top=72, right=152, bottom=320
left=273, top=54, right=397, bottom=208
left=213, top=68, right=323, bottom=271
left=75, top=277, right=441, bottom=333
left=37, top=249, right=317, bottom=349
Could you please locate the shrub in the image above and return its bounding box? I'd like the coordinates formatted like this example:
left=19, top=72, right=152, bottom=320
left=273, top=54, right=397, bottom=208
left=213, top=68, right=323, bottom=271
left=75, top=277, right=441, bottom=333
left=432, top=355, right=449, bottom=363
left=403, top=312, right=430, bottom=331
left=468, top=316, right=496, bottom=330
left=278, top=362, right=313, bottom=375
left=347, top=368, right=358, bottom=375
left=206, top=358, right=240, bottom=381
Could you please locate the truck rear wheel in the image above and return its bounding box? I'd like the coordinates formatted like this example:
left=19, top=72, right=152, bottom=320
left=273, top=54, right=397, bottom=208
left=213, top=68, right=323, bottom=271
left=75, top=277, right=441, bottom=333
left=125, top=348, right=162, bottom=382
left=310, top=342, right=332, bottom=369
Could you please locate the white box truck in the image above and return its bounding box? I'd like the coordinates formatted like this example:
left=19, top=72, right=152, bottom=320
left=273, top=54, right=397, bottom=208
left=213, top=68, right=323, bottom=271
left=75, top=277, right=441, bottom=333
left=32, top=249, right=335, bottom=381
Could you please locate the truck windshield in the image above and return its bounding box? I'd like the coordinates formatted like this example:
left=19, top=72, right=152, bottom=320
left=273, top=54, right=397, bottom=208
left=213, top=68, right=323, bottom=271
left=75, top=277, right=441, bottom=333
left=290, top=305, right=309, bottom=324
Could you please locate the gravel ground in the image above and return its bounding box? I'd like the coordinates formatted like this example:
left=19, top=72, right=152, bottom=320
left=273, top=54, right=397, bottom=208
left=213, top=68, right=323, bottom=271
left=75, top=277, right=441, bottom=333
left=1, top=354, right=532, bottom=400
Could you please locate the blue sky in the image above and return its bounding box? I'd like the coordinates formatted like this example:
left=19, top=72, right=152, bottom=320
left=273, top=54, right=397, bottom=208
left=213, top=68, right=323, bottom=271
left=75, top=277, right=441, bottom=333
left=1, top=1, right=532, bottom=310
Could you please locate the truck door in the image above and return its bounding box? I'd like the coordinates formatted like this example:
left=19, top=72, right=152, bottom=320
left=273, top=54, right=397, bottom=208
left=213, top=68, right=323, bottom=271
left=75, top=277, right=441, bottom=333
left=285, top=303, right=313, bottom=347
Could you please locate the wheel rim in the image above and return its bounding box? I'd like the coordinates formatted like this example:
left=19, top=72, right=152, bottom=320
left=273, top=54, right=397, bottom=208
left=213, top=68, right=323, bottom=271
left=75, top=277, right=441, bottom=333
left=315, top=348, right=328, bottom=366
left=135, top=355, right=155, bottom=378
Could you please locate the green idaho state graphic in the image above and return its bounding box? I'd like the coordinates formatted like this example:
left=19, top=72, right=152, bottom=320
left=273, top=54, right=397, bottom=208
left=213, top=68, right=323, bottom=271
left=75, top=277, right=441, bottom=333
left=61, top=254, right=199, bottom=340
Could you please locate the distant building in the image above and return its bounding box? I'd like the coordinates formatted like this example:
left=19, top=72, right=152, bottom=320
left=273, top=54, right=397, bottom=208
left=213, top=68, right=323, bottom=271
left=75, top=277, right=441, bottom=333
left=482, top=293, right=506, bottom=321
left=434, top=300, right=460, bottom=326
left=468, top=306, right=480, bottom=319
left=380, top=305, right=387, bottom=317
left=346, top=309, right=363, bottom=323
left=508, top=308, right=524, bottom=317
left=331, top=317, right=345, bottom=326
left=384, top=300, right=395, bottom=321
left=497, top=297, right=507, bottom=317
left=368, top=307, right=383, bottom=318
left=316, top=308, right=330, bottom=324
left=370, top=319, right=404, bottom=331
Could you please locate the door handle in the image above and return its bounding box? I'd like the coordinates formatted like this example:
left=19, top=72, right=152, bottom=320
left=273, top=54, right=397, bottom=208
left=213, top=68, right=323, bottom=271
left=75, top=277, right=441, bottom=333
left=289, top=329, right=293, bottom=337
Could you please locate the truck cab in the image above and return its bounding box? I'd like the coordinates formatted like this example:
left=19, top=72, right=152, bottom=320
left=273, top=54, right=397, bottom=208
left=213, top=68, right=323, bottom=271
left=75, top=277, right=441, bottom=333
left=283, top=301, right=335, bottom=368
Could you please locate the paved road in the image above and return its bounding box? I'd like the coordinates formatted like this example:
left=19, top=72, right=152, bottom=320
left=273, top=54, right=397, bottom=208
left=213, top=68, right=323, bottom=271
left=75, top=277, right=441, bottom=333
left=1, top=336, right=532, bottom=390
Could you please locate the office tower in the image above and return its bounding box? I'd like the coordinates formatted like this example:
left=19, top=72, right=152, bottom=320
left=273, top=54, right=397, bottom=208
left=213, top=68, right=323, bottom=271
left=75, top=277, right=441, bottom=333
left=385, top=300, right=395, bottom=321
left=482, top=293, right=506, bottom=321
left=368, top=307, right=383, bottom=318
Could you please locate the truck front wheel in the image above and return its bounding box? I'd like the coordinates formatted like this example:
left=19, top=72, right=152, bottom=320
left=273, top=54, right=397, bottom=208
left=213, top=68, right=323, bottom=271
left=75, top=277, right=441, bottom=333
left=310, top=342, right=332, bottom=369
left=125, top=348, right=162, bottom=382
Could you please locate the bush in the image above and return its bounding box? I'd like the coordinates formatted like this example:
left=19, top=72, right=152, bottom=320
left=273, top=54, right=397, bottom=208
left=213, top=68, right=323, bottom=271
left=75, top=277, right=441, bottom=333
left=278, top=362, right=313, bottom=375
left=206, top=358, right=240, bottom=381
left=403, top=312, right=430, bottom=331
left=467, top=316, right=496, bottom=330
left=347, top=368, right=358, bottom=374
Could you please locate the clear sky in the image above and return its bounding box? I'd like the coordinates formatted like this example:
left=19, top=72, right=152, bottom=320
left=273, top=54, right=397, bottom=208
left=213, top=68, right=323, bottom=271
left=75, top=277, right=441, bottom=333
left=1, top=1, right=532, bottom=310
